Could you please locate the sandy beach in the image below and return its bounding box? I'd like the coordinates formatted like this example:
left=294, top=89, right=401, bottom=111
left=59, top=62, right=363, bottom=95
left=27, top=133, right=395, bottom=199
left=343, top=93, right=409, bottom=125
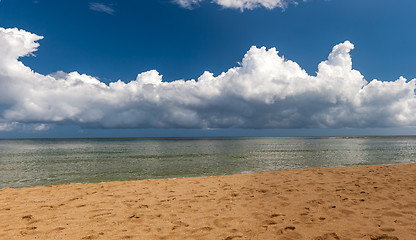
left=1, top=164, right=415, bottom=240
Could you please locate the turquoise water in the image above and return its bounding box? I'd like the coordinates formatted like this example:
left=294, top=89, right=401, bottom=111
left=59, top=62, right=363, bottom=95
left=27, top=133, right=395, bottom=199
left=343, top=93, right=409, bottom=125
left=1, top=137, right=415, bottom=188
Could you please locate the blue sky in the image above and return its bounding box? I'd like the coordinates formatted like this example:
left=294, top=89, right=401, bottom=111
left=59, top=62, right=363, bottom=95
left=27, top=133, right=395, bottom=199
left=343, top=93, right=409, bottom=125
left=0, top=0, right=416, bottom=138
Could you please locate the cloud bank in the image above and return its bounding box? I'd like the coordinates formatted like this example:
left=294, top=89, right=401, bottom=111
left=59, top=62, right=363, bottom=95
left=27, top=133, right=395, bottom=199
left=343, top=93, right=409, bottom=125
left=0, top=27, right=415, bottom=132
left=174, top=0, right=294, bottom=10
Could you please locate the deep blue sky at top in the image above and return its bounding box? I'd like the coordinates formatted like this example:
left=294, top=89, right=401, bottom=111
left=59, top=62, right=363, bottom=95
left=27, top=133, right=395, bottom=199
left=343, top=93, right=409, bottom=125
left=1, top=0, right=415, bottom=84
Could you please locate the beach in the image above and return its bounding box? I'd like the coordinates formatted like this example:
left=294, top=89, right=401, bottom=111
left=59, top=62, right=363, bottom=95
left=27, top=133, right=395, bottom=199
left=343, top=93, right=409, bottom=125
left=0, top=163, right=415, bottom=240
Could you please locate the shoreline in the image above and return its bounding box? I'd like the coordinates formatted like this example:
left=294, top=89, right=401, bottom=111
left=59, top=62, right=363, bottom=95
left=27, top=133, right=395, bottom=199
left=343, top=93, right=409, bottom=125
left=1, top=162, right=412, bottom=191
left=1, top=163, right=415, bottom=239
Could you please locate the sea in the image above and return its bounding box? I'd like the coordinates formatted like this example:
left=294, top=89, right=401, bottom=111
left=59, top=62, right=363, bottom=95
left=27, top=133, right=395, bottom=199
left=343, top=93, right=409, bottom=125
left=1, top=137, right=415, bottom=189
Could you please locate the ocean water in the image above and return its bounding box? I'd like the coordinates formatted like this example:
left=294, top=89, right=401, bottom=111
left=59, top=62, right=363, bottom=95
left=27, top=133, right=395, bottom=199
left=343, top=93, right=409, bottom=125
left=0, top=137, right=415, bottom=189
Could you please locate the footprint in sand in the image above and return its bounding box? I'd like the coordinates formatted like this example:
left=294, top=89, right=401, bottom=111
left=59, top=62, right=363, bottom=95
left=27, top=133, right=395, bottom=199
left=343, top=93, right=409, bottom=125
left=21, top=215, right=39, bottom=224
left=370, top=234, right=399, bottom=240
left=256, top=189, right=268, bottom=193
left=214, top=217, right=234, bottom=228
left=276, top=226, right=296, bottom=235
left=271, top=213, right=285, bottom=218
left=262, top=219, right=277, bottom=227
left=275, top=226, right=302, bottom=239
left=171, top=221, right=189, bottom=230
left=89, top=212, right=114, bottom=219
left=128, top=214, right=140, bottom=219
left=314, top=232, right=340, bottom=240
left=81, top=235, right=96, bottom=240
left=380, top=227, right=395, bottom=233
left=224, top=235, right=243, bottom=240
left=190, top=226, right=213, bottom=234
left=40, top=205, right=54, bottom=209
left=22, top=215, right=33, bottom=221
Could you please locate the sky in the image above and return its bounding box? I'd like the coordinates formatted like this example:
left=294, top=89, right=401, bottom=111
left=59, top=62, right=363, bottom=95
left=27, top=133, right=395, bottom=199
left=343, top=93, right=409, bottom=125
left=0, top=0, right=415, bottom=138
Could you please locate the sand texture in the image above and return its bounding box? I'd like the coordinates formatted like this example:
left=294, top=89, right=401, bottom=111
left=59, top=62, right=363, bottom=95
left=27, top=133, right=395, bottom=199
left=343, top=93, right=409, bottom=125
left=1, top=164, right=415, bottom=240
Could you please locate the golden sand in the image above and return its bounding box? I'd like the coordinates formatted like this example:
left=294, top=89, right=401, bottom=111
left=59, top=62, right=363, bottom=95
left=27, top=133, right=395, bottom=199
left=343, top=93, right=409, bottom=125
left=1, top=164, right=415, bottom=239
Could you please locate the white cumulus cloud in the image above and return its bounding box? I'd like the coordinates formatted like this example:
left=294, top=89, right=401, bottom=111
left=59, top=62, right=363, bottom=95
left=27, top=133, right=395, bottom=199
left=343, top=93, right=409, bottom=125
left=174, top=0, right=294, bottom=10
left=174, top=0, right=203, bottom=9
left=89, top=2, right=115, bottom=15
left=0, top=27, right=416, bottom=132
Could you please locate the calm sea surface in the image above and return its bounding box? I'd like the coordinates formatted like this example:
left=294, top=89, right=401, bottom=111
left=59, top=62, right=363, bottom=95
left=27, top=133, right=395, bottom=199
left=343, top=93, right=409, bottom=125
left=1, top=137, right=415, bottom=188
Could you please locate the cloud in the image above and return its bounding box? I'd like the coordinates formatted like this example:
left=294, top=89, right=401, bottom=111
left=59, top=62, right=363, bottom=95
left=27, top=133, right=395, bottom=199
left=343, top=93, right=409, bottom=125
left=174, top=0, right=295, bottom=10
left=0, top=27, right=416, bottom=132
left=0, top=122, right=18, bottom=132
left=174, top=0, right=203, bottom=9
left=89, top=2, right=115, bottom=15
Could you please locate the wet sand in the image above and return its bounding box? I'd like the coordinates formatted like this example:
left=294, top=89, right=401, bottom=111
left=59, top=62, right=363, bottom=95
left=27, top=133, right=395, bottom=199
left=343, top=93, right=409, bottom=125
left=1, top=163, right=415, bottom=239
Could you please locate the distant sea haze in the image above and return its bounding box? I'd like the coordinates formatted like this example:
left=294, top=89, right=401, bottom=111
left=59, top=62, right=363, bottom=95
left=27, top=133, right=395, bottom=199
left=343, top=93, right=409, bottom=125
left=1, top=137, right=415, bottom=189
